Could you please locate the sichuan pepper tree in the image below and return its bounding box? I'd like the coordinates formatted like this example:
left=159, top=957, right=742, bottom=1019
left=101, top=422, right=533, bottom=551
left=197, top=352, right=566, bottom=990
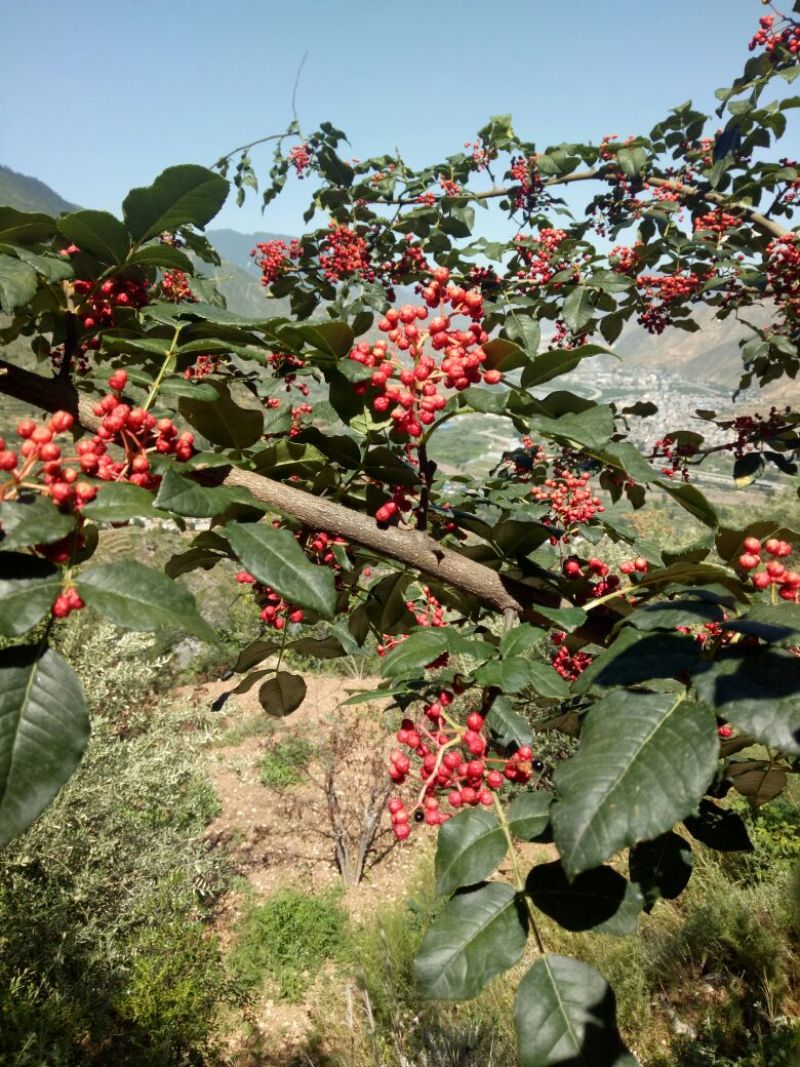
left=2, top=4, right=800, bottom=1062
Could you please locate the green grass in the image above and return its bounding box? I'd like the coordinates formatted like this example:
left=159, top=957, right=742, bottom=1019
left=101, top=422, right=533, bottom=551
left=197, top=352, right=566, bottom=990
left=230, top=889, right=348, bottom=1001
left=258, top=736, right=315, bottom=789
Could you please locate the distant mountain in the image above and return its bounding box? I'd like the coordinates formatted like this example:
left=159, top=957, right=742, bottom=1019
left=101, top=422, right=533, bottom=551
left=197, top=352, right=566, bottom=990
left=0, top=164, right=79, bottom=215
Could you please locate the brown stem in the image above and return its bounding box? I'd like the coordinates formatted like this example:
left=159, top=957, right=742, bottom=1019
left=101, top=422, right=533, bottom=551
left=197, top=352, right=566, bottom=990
left=0, top=357, right=539, bottom=617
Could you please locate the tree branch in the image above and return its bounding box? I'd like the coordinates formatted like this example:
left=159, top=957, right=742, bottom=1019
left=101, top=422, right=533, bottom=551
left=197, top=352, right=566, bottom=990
left=0, top=358, right=539, bottom=617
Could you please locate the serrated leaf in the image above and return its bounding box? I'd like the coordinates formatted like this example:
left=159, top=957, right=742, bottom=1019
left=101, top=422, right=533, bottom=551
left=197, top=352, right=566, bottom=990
left=514, top=956, right=636, bottom=1067
left=0, top=253, right=38, bottom=312
left=123, top=165, right=229, bottom=243
left=381, top=629, right=450, bottom=679
left=508, top=792, right=553, bottom=841
left=733, top=452, right=766, bottom=488
left=80, top=482, right=164, bottom=523
left=0, top=496, right=76, bottom=548
left=223, top=521, right=336, bottom=618
left=691, top=648, right=800, bottom=753
left=0, top=646, right=89, bottom=847
left=727, top=760, right=787, bottom=805
left=234, top=639, right=281, bottom=673
left=154, top=468, right=263, bottom=518
left=258, top=671, right=306, bottom=716
left=57, top=210, right=130, bottom=264
left=414, top=882, right=528, bottom=1000
left=501, top=624, right=545, bottom=658
left=0, top=207, right=56, bottom=244
left=435, top=808, right=507, bottom=896
left=75, top=561, right=218, bottom=643
left=551, top=690, right=718, bottom=879
left=657, top=480, right=718, bottom=529
left=562, top=286, right=595, bottom=334
left=179, top=381, right=264, bottom=450
left=486, top=696, right=533, bottom=748
left=0, top=554, right=61, bottom=636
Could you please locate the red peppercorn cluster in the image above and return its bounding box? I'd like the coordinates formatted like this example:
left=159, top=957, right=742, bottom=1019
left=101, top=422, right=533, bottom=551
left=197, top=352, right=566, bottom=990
left=636, top=271, right=702, bottom=334
left=184, top=354, right=220, bottom=380
left=387, top=706, right=542, bottom=840
left=439, top=176, right=462, bottom=196
left=720, top=407, right=791, bottom=459
left=749, top=13, right=800, bottom=55
left=73, top=275, right=150, bottom=331
left=161, top=269, right=197, bottom=303
left=79, top=371, right=194, bottom=489
left=463, top=139, right=495, bottom=171
left=514, top=229, right=583, bottom=289
left=376, top=585, right=448, bottom=657
left=531, top=463, right=605, bottom=541
left=349, top=267, right=498, bottom=451
left=52, top=587, right=85, bottom=620
left=766, top=234, right=800, bottom=319
left=550, top=631, right=593, bottom=681
left=250, top=239, right=302, bottom=288
left=319, top=224, right=372, bottom=282
left=509, top=155, right=544, bottom=213
left=373, top=485, right=415, bottom=527
left=693, top=210, right=739, bottom=235
left=652, top=436, right=697, bottom=481
left=288, top=142, right=311, bottom=177
left=609, top=243, right=643, bottom=275
left=562, top=555, right=627, bottom=600
left=737, top=536, right=800, bottom=600
left=0, top=410, right=97, bottom=510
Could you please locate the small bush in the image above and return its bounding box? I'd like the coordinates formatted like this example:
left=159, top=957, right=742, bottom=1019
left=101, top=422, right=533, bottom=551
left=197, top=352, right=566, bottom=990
left=230, top=889, right=348, bottom=1001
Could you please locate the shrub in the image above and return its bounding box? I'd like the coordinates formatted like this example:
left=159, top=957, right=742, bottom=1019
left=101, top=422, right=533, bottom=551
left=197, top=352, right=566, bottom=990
left=259, top=736, right=315, bottom=789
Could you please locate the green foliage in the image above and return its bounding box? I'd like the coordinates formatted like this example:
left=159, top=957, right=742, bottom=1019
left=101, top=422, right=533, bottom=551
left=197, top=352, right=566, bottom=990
left=258, top=735, right=314, bottom=789
left=230, top=888, right=348, bottom=1001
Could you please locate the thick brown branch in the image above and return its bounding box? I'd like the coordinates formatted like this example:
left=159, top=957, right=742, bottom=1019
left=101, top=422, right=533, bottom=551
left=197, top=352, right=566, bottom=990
left=0, top=358, right=528, bottom=615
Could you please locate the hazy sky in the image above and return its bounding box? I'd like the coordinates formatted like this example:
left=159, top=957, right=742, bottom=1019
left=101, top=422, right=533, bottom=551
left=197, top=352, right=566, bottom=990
left=2, top=1, right=797, bottom=237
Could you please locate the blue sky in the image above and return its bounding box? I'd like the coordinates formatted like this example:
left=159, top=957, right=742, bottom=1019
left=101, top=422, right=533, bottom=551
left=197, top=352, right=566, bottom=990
left=2, top=1, right=797, bottom=237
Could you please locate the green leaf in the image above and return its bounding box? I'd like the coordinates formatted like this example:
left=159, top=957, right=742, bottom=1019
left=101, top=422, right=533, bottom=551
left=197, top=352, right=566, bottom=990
left=616, top=145, right=649, bottom=178
left=691, top=648, right=800, bottom=754
left=508, top=792, right=553, bottom=841
left=57, top=210, right=130, bottom=264
left=526, top=861, right=643, bottom=936
left=525, top=662, right=571, bottom=699
left=535, top=605, right=588, bottom=632
left=381, top=629, right=450, bottom=679
left=551, top=690, right=718, bottom=879
left=475, top=656, right=535, bottom=693
left=486, top=696, right=533, bottom=748
left=288, top=320, right=354, bottom=358
left=505, top=313, right=541, bottom=357
left=0, top=253, right=38, bottom=312
left=154, top=468, right=264, bottom=519
left=482, top=338, right=528, bottom=372
left=234, top=639, right=281, bottom=673
left=629, top=832, right=693, bottom=911
left=223, top=521, right=337, bottom=618
left=179, top=382, right=264, bottom=450
left=122, top=164, right=229, bottom=243
left=0, top=646, right=89, bottom=847
left=684, top=799, right=753, bottom=852
left=574, top=628, right=702, bottom=692
left=627, top=598, right=724, bottom=632
left=723, top=604, right=800, bottom=645
left=126, top=244, right=194, bottom=272
left=414, top=882, right=528, bottom=1001
left=258, top=672, right=306, bottom=716
left=0, top=554, right=61, bottom=637
left=562, top=286, right=595, bottom=334
left=521, top=345, right=607, bottom=389
left=514, top=956, right=636, bottom=1067
left=0, top=207, right=56, bottom=244
left=435, top=808, right=508, bottom=896
left=316, top=145, right=355, bottom=187
left=75, top=561, right=218, bottom=643
left=0, top=496, right=76, bottom=548
left=533, top=406, right=615, bottom=452
left=657, top=480, right=718, bottom=529
left=80, top=482, right=164, bottom=523
left=501, top=624, right=545, bottom=658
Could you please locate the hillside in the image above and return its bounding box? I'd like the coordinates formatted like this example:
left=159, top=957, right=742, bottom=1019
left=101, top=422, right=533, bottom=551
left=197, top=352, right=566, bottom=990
left=0, top=163, right=78, bottom=215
